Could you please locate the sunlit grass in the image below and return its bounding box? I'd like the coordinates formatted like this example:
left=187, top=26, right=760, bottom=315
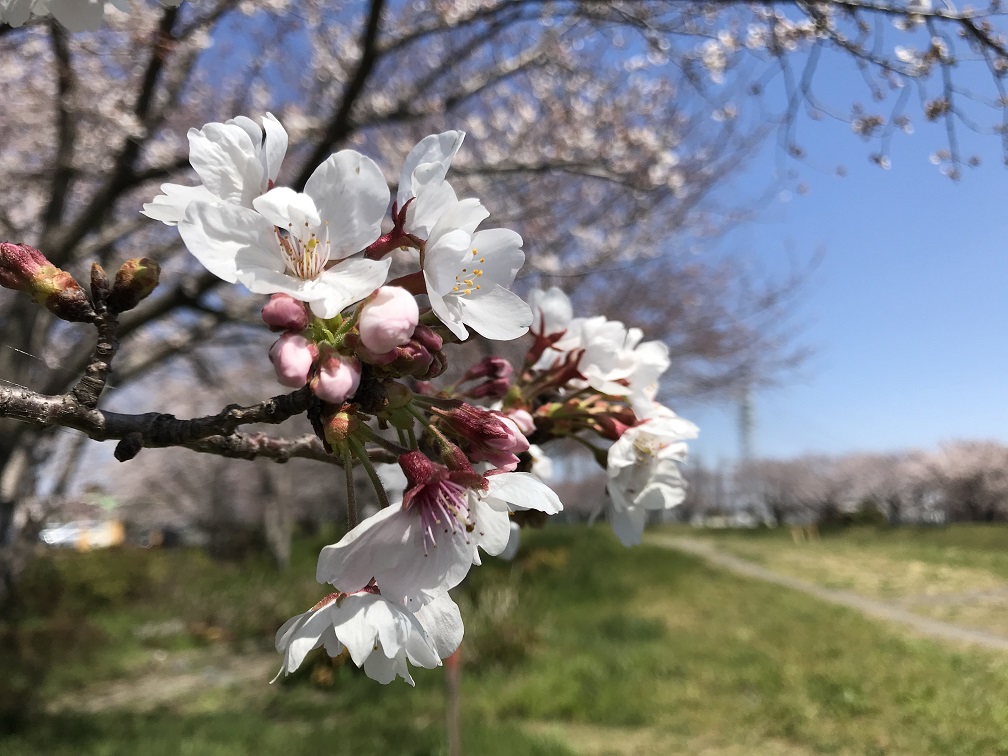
left=8, top=525, right=1008, bottom=753
left=674, top=524, right=1008, bottom=636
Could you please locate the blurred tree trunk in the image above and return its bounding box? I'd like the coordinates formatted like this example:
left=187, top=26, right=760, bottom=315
left=261, top=466, right=292, bottom=571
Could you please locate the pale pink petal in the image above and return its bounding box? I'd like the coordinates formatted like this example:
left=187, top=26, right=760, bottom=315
left=316, top=505, right=473, bottom=611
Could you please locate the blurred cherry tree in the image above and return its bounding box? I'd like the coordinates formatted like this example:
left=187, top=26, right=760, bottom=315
left=2, top=0, right=1008, bottom=545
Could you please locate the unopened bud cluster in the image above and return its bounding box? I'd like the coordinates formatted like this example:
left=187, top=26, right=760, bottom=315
left=263, top=285, right=428, bottom=406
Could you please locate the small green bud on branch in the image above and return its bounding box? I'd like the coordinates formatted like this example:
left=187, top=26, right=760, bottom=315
left=108, top=257, right=161, bottom=313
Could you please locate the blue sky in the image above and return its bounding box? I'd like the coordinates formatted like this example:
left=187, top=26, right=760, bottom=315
left=682, top=72, right=1008, bottom=465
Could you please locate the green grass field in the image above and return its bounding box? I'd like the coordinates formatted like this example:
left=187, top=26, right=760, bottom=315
left=6, top=524, right=1008, bottom=754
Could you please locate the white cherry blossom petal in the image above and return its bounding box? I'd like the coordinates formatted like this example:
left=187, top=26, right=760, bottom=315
left=406, top=179, right=458, bottom=237
left=188, top=123, right=263, bottom=207
left=261, top=112, right=288, bottom=182
left=178, top=202, right=280, bottom=283
left=252, top=186, right=321, bottom=230
left=469, top=228, right=524, bottom=284
left=304, top=150, right=389, bottom=256
left=484, top=472, right=563, bottom=514
left=528, top=287, right=574, bottom=334
left=609, top=506, right=648, bottom=547
left=308, top=258, right=391, bottom=318
left=414, top=593, right=464, bottom=659
left=397, top=130, right=465, bottom=209
left=470, top=498, right=511, bottom=557
left=316, top=505, right=472, bottom=611
left=455, top=285, right=533, bottom=340
left=274, top=605, right=333, bottom=676
left=141, top=183, right=217, bottom=226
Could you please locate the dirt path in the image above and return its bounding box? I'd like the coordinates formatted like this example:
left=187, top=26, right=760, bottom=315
left=47, top=649, right=279, bottom=714
left=650, top=535, right=1008, bottom=653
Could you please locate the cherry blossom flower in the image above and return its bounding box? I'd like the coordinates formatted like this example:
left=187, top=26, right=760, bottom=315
left=143, top=113, right=287, bottom=226
left=273, top=588, right=461, bottom=686
left=177, top=150, right=391, bottom=318
left=533, top=304, right=670, bottom=414
left=316, top=453, right=561, bottom=609
left=423, top=198, right=532, bottom=340
left=536, top=314, right=628, bottom=389
left=606, top=404, right=698, bottom=545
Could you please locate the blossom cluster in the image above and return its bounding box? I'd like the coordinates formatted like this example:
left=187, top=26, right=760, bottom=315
left=138, top=111, right=696, bottom=686
left=497, top=286, right=699, bottom=547
left=144, top=114, right=561, bottom=685
left=1, top=108, right=698, bottom=685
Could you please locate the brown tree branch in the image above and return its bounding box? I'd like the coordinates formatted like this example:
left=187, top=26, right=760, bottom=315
left=0, top=382, right=318, bottom=459
left=293, top=0, right=386, bottom=189
left=43, top=22, right=76, bottom=231
left=45, top=6, right=180, bottom=260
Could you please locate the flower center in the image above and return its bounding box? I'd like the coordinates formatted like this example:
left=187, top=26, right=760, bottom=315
left=632, top=435, right=661, bottom=465
left=275, top=221, right=330, bottom=280
left=451, top=248, right=485, bottom=296
left=415, top=479, right=476, bottom=554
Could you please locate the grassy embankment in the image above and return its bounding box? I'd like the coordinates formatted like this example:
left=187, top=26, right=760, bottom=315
left=5, top=524, right=1008, bottom=754
left=683, top=524, right=1008, bottom=635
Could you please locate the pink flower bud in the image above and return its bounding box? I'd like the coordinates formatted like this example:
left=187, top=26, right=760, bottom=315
left=262, top=293, right=309, bottom=332
left=412, top=324, right=443, bottom=353
left=435, top=404, right=530, bottom=471
left=0, top=242, right=95, bottom=322
left=505, top=409, right=536, bottom=436
left=0, top=242, right=46, bottom=290
left=358, top=286, right=419, bottom=354
left=269, top=333, right=317, bottom=388
left=312, top=353, right=362, bottom=404
left=460, top=356, right=513, bottom=399
left=462, top=356, right=513, bottom=383
left=494, top=414, right=530, bottom=454
left=465, top=378, right=510, bottom=400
